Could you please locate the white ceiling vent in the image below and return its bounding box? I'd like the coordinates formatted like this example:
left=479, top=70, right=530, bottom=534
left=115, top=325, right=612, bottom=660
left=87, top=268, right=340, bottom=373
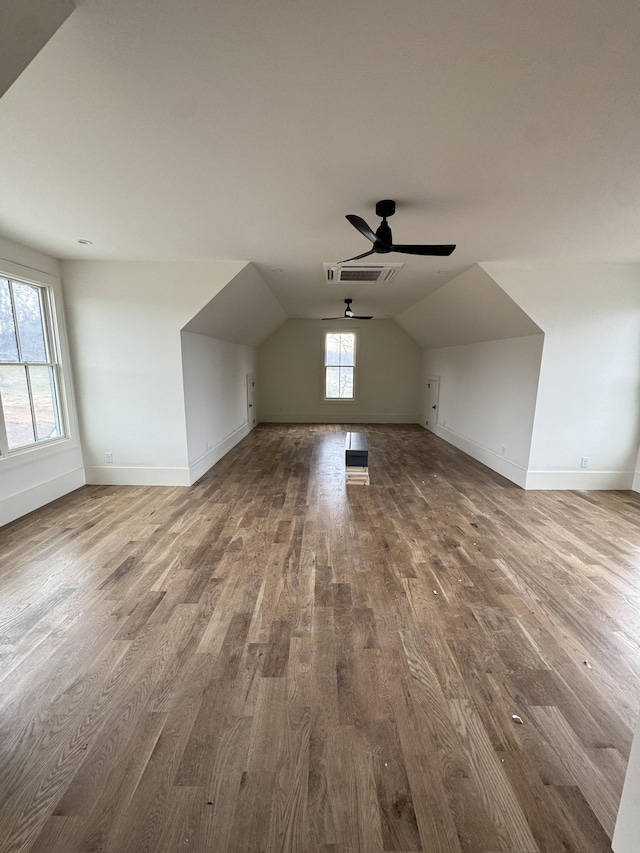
left=323, top=262, right=403, bottom=284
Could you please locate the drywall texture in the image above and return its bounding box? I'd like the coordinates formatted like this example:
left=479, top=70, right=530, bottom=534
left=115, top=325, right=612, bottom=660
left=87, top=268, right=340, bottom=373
left=396, top=264, right=541, bottom=349
left=423, top=335, right=544, bottom=487
left=182, top=263, right=286, bottom=346
left=258, top=319, right=421, bottom=423
left=181, top=331, right=256, bottom=483
left=0, top=236, right=84, bottom=527
left=486, top=262, right=640, bottom=489
left=0, top=0, right=76, bottom=97
left=62, top=259, right=246, bottom=485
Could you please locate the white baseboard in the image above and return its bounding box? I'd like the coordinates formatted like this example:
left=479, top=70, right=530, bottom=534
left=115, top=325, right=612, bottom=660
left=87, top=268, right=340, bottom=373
left=73, top=425, right=253, bottom=488
left=0, top=467, right=86, bottom=528
left=432, top=425, right=528, bottom=488
left=525, top=470, right=635, bottom=490
left=429, top=425, right=636, bottom=492
left=85, top=466, right=190, bottom=486
left=188, top=423, right=251, bottom=485
left=260, top=412, right=420, bottom=424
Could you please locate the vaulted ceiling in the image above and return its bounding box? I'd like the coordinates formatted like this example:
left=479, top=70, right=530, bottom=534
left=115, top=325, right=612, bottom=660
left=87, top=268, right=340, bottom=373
left=1, top=0, right=639, bottom=323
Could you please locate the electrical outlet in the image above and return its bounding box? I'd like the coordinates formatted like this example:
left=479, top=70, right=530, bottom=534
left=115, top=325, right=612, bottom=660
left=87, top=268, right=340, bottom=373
left=105, top=451, right=113, bottom=464
left=501, top=446, right=506, bottom=456
left=581, top=456, right=589, bottom=468
left=205, top=440, right=211, bottom=451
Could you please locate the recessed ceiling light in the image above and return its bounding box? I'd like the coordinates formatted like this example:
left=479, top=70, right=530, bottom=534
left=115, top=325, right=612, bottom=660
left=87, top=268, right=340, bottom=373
left=77, top=239, right=93, bottom=245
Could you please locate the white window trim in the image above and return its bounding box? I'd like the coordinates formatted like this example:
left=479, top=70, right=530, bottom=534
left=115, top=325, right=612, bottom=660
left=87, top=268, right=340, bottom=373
left=0, top=262, right=79, bottom=467
left=321, top=327, right=359, bottom=404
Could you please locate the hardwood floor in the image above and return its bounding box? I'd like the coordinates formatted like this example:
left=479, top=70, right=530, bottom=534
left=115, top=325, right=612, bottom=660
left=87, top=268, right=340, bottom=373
left=1, top=423, right=639, bottom=852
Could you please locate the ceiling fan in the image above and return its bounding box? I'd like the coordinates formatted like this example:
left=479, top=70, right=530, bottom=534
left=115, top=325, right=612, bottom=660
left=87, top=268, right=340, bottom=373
left=339, top=199, right=456, bottom=264
left=323, top=298, right=373, bottom=320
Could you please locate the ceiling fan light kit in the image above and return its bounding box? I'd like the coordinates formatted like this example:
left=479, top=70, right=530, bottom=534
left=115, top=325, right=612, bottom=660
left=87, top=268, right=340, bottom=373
left=339, top=199, right=456, bottom=264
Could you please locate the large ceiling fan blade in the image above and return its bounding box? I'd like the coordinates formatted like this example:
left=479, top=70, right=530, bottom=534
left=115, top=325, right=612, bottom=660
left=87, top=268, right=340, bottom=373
left=323, top=313, right=373, bottom=320
left=337, top=248, right=375, bottom=264
left=390, top=243, right=456, bottom=256
left=345, top=214, right=378, bottom=244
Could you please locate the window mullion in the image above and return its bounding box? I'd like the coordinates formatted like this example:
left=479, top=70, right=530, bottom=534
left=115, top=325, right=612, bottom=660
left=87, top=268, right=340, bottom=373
left=0, top=389, right=9, bottom=456
left=51, top=364, right=64, bottom=437
left=8, top=281, right=23, bottom=362
left=40, top=286, right=55, bottom=362
left=24, top=365, right=38, bottom=442
left=10, top=278, right=39, bottom=442
left=1, top=281, right=20, bottom=454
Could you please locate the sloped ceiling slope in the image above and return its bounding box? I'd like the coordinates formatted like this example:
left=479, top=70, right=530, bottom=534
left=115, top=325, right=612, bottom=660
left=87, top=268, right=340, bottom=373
left=182, top=263, right=287, bottom=347
left=396, top=264, right=542, bottom=349
left=0, top=0, right=76, bottom=97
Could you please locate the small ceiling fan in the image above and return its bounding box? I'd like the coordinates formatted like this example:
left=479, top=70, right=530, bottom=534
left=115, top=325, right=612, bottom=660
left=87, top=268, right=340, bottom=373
left=323, top=298, right=373, bottom=320
left=339, top=199, right=456, bottom=264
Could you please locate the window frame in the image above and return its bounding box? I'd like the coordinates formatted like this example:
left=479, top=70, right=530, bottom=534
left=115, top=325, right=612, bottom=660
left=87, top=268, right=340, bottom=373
left=0, top=271, right=68, bottom=459
left=322, top=328, right=359, bottom=403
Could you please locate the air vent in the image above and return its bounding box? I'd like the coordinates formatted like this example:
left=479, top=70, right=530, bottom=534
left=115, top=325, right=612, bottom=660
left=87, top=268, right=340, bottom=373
left=323, top=262, right=403, bottom=284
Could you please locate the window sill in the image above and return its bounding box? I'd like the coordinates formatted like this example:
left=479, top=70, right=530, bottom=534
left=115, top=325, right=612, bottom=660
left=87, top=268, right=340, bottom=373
left=0, top=435, right=79, bottom=469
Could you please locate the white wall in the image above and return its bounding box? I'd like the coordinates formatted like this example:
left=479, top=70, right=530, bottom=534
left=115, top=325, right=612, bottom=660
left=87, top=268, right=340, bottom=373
left=62, top=259, right=246, bottom=486
left=485, top=262, right=640, bottom=490
left=0, top=236, right=84, bottom=527
left=614, top=713, right=640, bottom=852
left=258, top=319, right=421, bottom=423
left=181, top=332, right=256, bottom=484
left=424, top=336, right=544, bottom=487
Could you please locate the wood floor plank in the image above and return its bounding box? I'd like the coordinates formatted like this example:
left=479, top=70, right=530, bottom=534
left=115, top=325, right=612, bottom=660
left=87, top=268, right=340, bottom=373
left=528, top=705, right=620, bottom=837
left=0, top=424, right=638, bottom=851
left=447, top=698, right=539, bottom=852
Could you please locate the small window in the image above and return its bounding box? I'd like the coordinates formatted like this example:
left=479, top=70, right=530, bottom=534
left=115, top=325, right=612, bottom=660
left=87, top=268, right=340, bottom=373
left=324, top=331, right=356, bottom=400
left=0, top=277, right=64, bottom=454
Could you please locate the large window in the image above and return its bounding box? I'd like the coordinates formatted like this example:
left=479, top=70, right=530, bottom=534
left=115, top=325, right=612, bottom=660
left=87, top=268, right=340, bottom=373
left=0, top=277, right=64, bottom=454
left=324, top=331, right=356, bottom=400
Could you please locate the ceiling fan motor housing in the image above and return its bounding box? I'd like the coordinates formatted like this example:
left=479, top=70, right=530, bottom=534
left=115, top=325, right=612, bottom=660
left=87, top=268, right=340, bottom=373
left=374, top=222, right=393, bottom=249
left=375, top=199, right=396, bottom=218
left=375, top=200, right=395, bottom=251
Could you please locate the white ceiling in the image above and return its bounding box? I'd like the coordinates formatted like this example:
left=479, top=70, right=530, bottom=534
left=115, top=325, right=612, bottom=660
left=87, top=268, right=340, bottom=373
left=1, top=0, right=640, bottom=321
